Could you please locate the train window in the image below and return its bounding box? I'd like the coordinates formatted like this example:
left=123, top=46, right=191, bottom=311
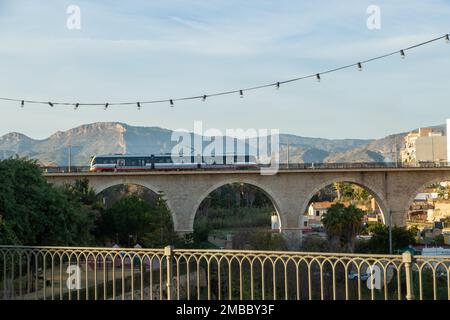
left=161, top=157, right=171, bottom=163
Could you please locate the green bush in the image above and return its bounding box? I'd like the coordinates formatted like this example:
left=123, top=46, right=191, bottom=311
left=232, top=230, right=287, bottom=251
left=366, top=223, right=416, bottom=253
left=300, top=235, right=329, bottom=252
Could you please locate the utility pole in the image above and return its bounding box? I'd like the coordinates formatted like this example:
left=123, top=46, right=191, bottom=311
left=287, top=138, right=290, bottom=168
left=431, top=137, right=435, bottom=163
left=389, top=209, right=393, bottom=254
left=67, top=133, right=72, bottom=173
left=394, top=136, right=398, bottom=168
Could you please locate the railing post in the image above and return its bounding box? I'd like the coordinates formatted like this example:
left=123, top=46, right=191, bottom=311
left=164, top=245, right=174, bottom=300
left=402, top=251, right=414, bottom=300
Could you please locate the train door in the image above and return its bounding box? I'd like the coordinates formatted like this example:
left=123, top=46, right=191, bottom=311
left=117, top=158, right=125, bottom=168
left=150, top=155, right=155, bottom=169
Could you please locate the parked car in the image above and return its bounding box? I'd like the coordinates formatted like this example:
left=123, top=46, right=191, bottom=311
left=348, top=272, right=370, bottom=281
left=436, top=271, right=447, bottom=278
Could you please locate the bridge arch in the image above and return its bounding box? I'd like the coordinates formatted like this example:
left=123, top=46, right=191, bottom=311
left=301, top=177, right=389, bottom=224
left=402, top=173, right=450, bottom=222
left=192, top=178, right=285, bottom=232
left=93, top=179, right=178, bottom=230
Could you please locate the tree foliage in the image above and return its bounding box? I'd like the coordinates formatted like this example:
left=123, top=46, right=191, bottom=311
left=300, top=235, right=329, bottom=252
left=194, top=183, right=274, bottom=244
left=231, top=230, right=287, bottom=251
left=199, top=183, right=273, bottom=211
left=366, top=223, right=417, bottom=253
left=0, top=158, right=95, bottom=246
left=97, top=194, right=181, bottom=248
left=321, top=203, right=365, bottom=252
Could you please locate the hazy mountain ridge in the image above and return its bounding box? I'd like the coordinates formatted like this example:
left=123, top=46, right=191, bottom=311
left=0, top=122, right=444, bottom=166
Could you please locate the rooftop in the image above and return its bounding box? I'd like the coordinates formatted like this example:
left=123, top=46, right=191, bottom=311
left=310, top=201, right=336, bottom=209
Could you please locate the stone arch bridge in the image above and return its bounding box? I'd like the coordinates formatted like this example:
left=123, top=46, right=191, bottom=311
left=44, top=167, right=450, bottom=242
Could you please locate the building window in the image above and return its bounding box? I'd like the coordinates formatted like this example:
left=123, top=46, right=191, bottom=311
left=316, top=210, right=320, bottom=216
left=304, top=221, right=308, bottom=227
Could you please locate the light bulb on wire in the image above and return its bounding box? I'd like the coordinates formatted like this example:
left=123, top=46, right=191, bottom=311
left=0, top=34, right=446, bottom=110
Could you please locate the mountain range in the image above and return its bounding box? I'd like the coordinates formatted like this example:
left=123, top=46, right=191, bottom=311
left=0, top=122, right=445, bottom=166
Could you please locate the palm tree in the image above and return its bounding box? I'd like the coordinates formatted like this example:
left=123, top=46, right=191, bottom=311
left=321, top=203, right=345, bottom=251
left=333, top=182, right=342, bottom=201
left=342, top=205, right=365, bottom=252
left=322, top=203, right=364, bottom=252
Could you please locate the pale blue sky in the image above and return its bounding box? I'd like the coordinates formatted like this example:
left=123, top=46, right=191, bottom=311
left=0, top=0, right=449, bottom=139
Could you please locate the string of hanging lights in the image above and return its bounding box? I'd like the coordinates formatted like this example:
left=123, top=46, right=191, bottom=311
left=1, top=34, right=448, bottom=110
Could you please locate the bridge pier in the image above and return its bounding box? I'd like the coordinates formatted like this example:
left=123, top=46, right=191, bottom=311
left=391, top=210, right=407, bottom=227
left=281, top=228, right=303, bottom=250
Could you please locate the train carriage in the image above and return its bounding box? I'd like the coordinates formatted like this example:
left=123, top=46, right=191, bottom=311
left=89, top=154, right=257, bottom=172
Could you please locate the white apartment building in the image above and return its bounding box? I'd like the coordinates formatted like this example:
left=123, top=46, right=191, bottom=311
left=401, top=127, right=447, bottom=164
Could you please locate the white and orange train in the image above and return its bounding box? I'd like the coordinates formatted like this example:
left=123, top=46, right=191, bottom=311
left=89, top=154, right=258, bottom=172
